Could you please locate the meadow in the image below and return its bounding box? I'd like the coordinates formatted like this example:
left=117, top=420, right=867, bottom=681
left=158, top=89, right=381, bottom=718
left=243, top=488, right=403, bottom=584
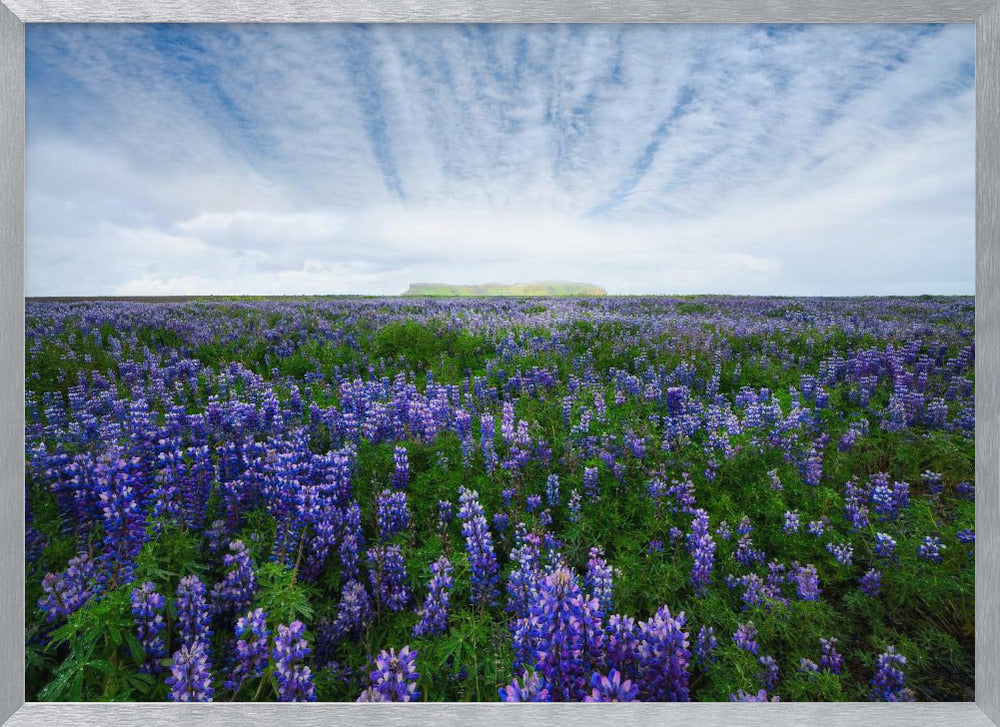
left=24, top=295, right=975, bottom=702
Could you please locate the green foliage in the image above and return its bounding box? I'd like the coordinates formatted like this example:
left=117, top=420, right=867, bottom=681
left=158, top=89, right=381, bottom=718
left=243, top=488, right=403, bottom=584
left=40, top=585, right=164, bottom=701
left=253, top=562, right=316, bottom=626
left=371, top=321, right=493, bottom=377
left=135, top=526, right=206, bottom=593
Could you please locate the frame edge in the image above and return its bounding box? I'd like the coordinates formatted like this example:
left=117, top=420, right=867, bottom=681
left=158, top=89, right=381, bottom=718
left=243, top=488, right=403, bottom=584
left=0, top=0, right=25, bottom=722
left=2, top=0, right=1000, bottom=24
left=976, top=0, right=1000, bottom=723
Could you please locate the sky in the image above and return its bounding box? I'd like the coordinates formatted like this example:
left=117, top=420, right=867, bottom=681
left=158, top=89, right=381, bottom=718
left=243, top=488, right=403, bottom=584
left=25, top=23, right=975, bottom=296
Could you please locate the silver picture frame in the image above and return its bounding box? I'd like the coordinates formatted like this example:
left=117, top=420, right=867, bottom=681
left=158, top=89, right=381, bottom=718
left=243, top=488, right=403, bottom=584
left=1, top=1, right=997, bottom=725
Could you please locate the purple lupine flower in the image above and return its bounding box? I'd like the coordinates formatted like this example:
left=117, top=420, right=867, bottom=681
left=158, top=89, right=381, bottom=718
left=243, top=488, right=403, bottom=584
left=704, top=459, right=719, bottom=483
left=95, top=457, right=147, bottom=587
left=731, top=688, right=780, bottom=702
left=956, top=481, right=975, bottom=501
left=871, top=646, right=915, bottom=702
left=733, top=622, right=759, bottom=655
left=648, top=539, right=663, bottom=554
left=331, top=579, right=373, bottom=640
left=869, top=474, right=909, bottom=522
left=799, top=658, right=819, bottom=674
left=665, top=474, right=698, bottom=515
left=735, top=531, right=765, bottom=567
left=694, top=625, right=718, bottom=667
left=457, top=487, right=500, bottom=606
left=605, top=615, right=640, bottom=682
left=393, top=445, right=409, bottom=490
left=338, top=501, right=364, bottom=582
left=273, top=621, right=316, bottom=702
left=546, top=474, right=560, bottom=507
left=782, top=511, right=801, bottom=534
left=436, top=500, right=453, bottom=529
left=766, top=561, right=787, bottom=590
left=626, top=431, right=646, bottom=460
left=957, top=528, right=974, bottom=557
left=366, top=544, right=409, bottom=613
left=500, top=402, right=516, bottom=443
left=499, top=669, right=550, bottom=702
left=715, top=521, right=732, bottom=540
left=522, top=567, right=605, bottom=701
left=584, top=669, right=639, bottom=702
left=204, top=519, right=229, bottom=555
left=917, top=536, right=945, bottom=563
left=338, top=527, right=362, bottom=583
left=526, top=494, right=542, bottom=513
left=165, top=642, right=214, bottom=702
left=584, top=546, right=615, bottom=614
left=225, top=608, right=270, bottom=694
left=767, top=469, right=783, bottom=491
left=792, top=564, right=821, bottom=601
left=176, top=575, right=212, bottom=651
left=130, top=581, right=166, bottom=673
left=737, top=572, right=787, bottom=611
left=860, top=568, right=882, bottom=596
left=540, top=509, right=553, bottom=527
left=568, top=489, right=583, bottom=524
left=807, top=520, right=826, bottom=537
left=874, top=533, right=897, bottom=561
left=39, top=552, right=97, bottom=622
left=759, top=655, right=779, bottom=690
left=493, top=512, right=509, bottom=533
left=413, top=556, right=454, bottom=638
left=376, top=489, right=410, bottom=541
left=212, top=540, right=256, bottom=614
left=584, top=466, right=600, bottom=500
left=921, top=470, right=944, bottom=496
left=594, top=392, right=608, bottom=422
left=688, top=509, right=716, bottom=595
left=819, top=637, right=843, bottom=675
left=480, top=413, right=497, bottom=474
left=367, top=646, right=420, bottom=702
left=826, top=542, right=854, bottom=567
left=506, top=532, right=544, bottom=623
left=636, top=605, right=691, bottom=701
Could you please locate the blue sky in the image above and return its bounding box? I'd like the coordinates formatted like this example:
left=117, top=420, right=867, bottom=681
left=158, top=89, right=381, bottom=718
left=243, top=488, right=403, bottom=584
left=26, top=23, right=975, bottom=296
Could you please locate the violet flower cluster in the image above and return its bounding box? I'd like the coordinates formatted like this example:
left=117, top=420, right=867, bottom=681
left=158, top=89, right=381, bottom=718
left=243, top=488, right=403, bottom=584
left=413, top=556, right=454, bottom=638
left=225, top=607, right=270, bottom=695
left=376, top=489, right=410, bottom=541
left=687, top=508, right=716, bottom=595
left=166, top=642, right=214, bottom=702
left=176, top=574, right=212, bottom=651
left=273, top=620, right=316, bottom=702
left=130, top=581, right=166, bottom=673
left=358, top=646, right=420, bottom=702
left=457, top=487, right=500, bottom=606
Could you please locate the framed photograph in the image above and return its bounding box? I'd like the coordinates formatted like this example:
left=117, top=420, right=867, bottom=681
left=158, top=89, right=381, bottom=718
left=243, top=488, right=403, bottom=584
left=1, top=1, right=998, bottom=726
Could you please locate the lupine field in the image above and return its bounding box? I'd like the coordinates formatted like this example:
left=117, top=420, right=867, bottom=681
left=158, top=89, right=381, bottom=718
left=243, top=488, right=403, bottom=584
left=24, top=295, right=975, bottom=703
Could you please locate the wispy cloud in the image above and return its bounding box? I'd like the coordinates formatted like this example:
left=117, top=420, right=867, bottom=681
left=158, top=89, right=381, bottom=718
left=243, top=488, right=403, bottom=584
left=26, top=23, right=974, bottom=295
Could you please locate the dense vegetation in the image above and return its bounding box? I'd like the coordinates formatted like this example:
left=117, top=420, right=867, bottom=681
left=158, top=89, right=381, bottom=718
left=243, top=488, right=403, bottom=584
left=24, top=295, right=974, bottom=702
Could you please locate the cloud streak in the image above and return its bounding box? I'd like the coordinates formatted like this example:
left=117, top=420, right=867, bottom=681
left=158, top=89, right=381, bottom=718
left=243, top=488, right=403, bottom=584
left=26, top=23, right=974, bottom=295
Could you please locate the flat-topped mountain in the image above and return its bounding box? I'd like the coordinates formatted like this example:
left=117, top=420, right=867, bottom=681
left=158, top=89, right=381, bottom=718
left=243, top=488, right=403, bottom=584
left=402, top=281, right=607, bottom=297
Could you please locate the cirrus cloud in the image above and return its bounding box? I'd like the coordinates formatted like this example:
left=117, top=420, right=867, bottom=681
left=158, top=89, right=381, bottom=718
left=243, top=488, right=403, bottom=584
left=26, top=23, right=974, bottom=296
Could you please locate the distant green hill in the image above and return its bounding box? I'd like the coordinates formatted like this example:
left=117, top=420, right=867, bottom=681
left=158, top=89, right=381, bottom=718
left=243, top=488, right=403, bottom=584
left=402, top=281, right=607, bottom=297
